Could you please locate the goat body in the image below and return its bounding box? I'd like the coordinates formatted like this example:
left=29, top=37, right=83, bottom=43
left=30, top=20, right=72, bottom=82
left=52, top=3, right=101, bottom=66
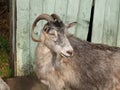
left=35, top=35, right=120, bottom=90
left=33, top=14, right=120, bottom=90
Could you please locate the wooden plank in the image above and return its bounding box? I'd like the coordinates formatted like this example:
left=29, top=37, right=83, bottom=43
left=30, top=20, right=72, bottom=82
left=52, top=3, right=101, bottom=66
left=29, top=0, right=44, bottom=69
left=102, top=0, right=120, bottom=46
left=92, top=0, right=106, bottom=43
left=117, top=1, right=120, bottom=47
left=66, top=0, right=80, bottom=34
left=54, top=0, right=68, bottom=21
left=42, top=0, right=56, bottom=14
left=16, top=0, right=30, bottom=76
left=75, top=0, right=93, bottom=40
left=92, top=0, right=120, bottom=47
left=42, top=0, right=56, bottom=25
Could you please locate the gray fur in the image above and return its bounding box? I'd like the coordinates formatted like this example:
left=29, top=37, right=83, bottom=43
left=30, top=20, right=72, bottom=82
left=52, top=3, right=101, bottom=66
left=33, top=14, right=120, bottom=90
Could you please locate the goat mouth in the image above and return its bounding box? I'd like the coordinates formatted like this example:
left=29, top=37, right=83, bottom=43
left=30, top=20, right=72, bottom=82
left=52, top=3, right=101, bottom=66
left=60, top=53, right=70, bottom=57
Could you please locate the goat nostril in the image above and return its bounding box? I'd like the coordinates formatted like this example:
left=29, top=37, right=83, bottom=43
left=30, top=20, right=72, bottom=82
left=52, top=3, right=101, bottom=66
left=67, top=51, right=73, bottom=56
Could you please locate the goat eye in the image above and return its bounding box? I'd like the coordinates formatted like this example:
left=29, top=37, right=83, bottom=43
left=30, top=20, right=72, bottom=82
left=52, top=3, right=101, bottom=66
left=44, top=27, right=51, bottom=33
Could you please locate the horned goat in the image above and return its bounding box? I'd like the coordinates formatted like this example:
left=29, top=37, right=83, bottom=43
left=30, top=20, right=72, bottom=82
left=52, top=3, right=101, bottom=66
left=32, top=13, right=120, bottom=90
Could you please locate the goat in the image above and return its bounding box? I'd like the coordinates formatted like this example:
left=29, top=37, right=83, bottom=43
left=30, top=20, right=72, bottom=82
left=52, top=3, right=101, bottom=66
left=32, top=13, right=120, bottom=90
left=0, top=77, right=10, bottom=90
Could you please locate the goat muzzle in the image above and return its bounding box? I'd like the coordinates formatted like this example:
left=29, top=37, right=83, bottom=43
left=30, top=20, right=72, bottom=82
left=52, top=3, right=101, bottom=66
left=61, top=49, right=74, bottom=57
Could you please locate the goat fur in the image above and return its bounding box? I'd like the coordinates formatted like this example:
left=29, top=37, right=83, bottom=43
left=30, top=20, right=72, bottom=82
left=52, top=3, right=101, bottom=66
left=0, top=77, right=10, bottom=90
left=35, top=34, right=120, bottom=90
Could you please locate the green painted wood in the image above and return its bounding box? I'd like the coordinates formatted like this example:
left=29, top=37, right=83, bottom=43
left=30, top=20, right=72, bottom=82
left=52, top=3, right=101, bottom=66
left=102, top=0, right=120, bottom=46
left=92, top=0, right=120, bottom=47
left=117, top=1, right=120, bottom=47
left=42, top=0, right=56, bottom=26
left=29, top=0, right=44, bottom=69
left=42, top=0, right=56, bottom=14
left=66, top=0, right=80, bottom=34
left=16, top=0, right=30, bottom=76
left=92, top=0, right=106, bottom=43
left=75, top=0, right=93, bottom=40
left=54, top=0, right=68, bottom=21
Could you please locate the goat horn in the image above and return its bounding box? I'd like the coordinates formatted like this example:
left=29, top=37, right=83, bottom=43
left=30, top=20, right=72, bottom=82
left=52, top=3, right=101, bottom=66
left=51, top=13, right=61, bottom=22
left=32, top=14, right=54, bottom=42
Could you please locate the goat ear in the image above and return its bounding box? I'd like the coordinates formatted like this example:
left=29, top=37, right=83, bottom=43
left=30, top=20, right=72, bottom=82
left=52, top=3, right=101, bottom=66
left=67, top=22, right=77, bottom=28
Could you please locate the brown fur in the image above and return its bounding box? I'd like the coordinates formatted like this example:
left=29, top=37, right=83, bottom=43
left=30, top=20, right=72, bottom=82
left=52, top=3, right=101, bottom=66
left=35, top=35, right=120, bottom=90
left=33, top=14, right=120, bottom=90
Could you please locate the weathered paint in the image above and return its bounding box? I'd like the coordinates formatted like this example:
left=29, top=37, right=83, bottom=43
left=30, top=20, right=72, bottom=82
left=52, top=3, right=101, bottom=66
left=16, top=0, right=92, bottom=75
left=92, top=0, right=106, bottom=43
left=16, top=0, right=30, bottom=76
left=92, top=0, right=120, bottom=47
left=66, top=0, right=80, bottom=34
left=117, top=1, right=120, bottom=47
left=54, top=0, right=68, bottom=21
left=42, top=0, right=56, bottom=14
left=102, top=0, right=120, bottom=46
left=29, top=0, right=44, bottom=72
left=75, top=0, right=93, bottom=40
